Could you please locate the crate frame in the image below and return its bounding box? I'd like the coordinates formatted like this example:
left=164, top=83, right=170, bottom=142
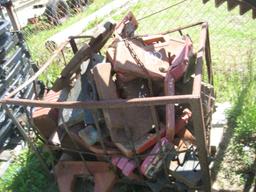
left=1, top=22, right=213, bottom=191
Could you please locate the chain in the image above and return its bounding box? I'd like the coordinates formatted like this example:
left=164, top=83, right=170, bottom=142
left=123, top=38, right=154, bottom=96
left=123, top=38, right=173, bottom=180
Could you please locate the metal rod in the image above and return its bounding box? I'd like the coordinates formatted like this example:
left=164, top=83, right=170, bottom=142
left=137, top=0, right=189, bottom=21
left=189, top=99, right=211, bottom=191
left=3, top=104, right=51, bottom=176
left=59, top=113, right=94, bottom=176
left=135, top=22, right=204, bottom=39
left=0, top=5, right=5, bottom=19
left=32, top=80, right=39, bottom=99
left=61, top=50, right=67, bottom=66
left=120, top=107, right=139, bottom=157
left=4, top=1, right=20, bottom=30
left=91, top=110, right=108, bottom=156
left=161, top=21, right=204, bottom=35
left=69, top=38, right=78, bottom=54
left=25, top=107, right=56, bottom=168
left=205, top=27, right=213, bottom=86
left=192, top=23, right=208, bottom=96
left=6, top=41, right=68, bottom=98
left=1, top=95, right=197, bottom=109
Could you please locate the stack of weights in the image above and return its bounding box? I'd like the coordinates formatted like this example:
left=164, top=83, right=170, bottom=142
left=0, top=19, right=35, bottom=145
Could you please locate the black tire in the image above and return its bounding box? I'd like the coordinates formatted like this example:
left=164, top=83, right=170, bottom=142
left=45, top=0, right=70, bottom=25
left=67, top=0, right=88, bottom=9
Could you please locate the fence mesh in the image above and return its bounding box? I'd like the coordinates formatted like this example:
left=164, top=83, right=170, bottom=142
left=2, top=0, right=255, bottom=101
left=117, top=0, right=256, bottom=101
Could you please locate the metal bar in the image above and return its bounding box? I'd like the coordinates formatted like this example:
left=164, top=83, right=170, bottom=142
left=192, top=56, right=203, bottom=97
left=69, top=35, right=94, bottom=39
left=25, top=108, right=56, bottom=169
left=189, top=99, right=211, bottom=191
left=135, top=21, right=204, bottom=39
left=137, top=0, right=189, bottom=21
left=69, top=38, right=78, bottom=54
left=5, top=41, right=68, bottom=99
left=192, top=23, right=208, bottom=96
left=2, top=104, right=51, bottom=176
left=205, top=27, right=213, bottom=86
left=61, top=50, right=67, bottom=66
left=3, top=47, right=22, bottom=69
left=4, top=2, right=20, bottom=30
left=91, top=110, right=108, bottom=156
left=0, top=5, right=5, bottom=19
left=59, top=113, right=94, bottom=176
left=1, top=95, right=197, bottom=109
left=120, top=107, right=139, bottom=161
left=32, top=81, right=39, bottom=99
left=161, top=21, right=204, bottom=35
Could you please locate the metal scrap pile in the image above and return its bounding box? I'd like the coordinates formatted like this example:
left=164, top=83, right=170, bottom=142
left=32, top=12, right=214, bottom=191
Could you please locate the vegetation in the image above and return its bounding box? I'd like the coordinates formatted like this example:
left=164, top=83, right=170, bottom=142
left=0, top=145, right=57, bottom=192
left=215, top=67, right=256, bottom=190
left=23, top=0, right=111, bottom=83
left=0, top=0, right=255, bottom=191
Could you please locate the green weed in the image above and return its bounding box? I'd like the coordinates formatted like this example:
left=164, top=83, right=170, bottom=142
left=0, top=147, right=57, bottom=192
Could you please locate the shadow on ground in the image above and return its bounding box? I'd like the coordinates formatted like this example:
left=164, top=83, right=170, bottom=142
left=243, top=157, right=256, bottom=192
left=210, top=81, right=253, bottom=182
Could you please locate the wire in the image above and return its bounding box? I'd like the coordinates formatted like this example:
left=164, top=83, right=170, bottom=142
left=137, top=0, right=189, bottom=21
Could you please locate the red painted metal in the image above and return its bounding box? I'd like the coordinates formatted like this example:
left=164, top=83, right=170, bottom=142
left=54, top=161, right=117, bottom=192
left=175, top=108, right=192, bottom=134
left=140, top=137, right=175, bottom=179
left=32, top=90, right=60, bottom=139
left=112, top=157, right=136, bottom=177
left=165, top=36, right=193, bottom=142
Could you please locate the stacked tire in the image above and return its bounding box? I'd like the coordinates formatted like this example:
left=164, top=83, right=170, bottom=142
left=45, top=0, right=70, bottom=25
left=0, top=19, right=35, bottom=146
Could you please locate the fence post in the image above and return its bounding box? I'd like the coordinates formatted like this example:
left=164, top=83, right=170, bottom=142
left=190, top=99, right=211, bottom=191
left=0, top=0, right=20, bottom=30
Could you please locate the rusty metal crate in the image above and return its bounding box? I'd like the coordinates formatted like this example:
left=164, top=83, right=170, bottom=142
left=0, top=22, right=215, bottom=191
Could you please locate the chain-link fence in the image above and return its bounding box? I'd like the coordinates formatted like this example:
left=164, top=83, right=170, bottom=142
left=6, top=0, right=256, bottom=102
left=115, top=0, right=256, bottom=102
left=2, top=0, right=255, bottom=100
left=1, top=0, right=113, bottom=65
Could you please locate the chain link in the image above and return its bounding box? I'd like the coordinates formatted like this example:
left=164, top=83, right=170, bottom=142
left=123, top=38, right=154, bottom=96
